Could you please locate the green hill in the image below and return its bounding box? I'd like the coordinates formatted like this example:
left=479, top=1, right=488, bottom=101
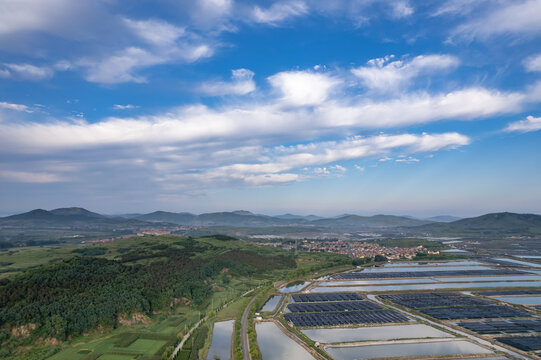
left=413, top=212, right=541, bottom=236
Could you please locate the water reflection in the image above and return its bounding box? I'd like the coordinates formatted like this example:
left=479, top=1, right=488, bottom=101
left=261, top=296, right=282, bottom=312
left=256, top=322, right=315, bottom=360
left=206, top=320, right=234, bottom=360
left=320, top=279, right=438, bottom=286
left=280, top=281, right=310, bottom=293
left=357, top=265, right=488, bottom=273
left=302, top=324, right=453, bottom=343
left=495, top=258, right=541, bottom=268
left=493, top=296, right=541, bottom=305
left=326, top=340, right=492, bottom=359
left=311, top=280, right=541, bottom=292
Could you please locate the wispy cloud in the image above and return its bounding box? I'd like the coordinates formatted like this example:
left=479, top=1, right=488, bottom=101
left=505, top=115, right=541, bottom=133
left=0, top=63, right=53, bottom=81
left=524, top=54, right=541, bottom=72
left=78, top=17, right=213, bottom=84
left=199, top=69, right=256, bottom=96
left=0, top=101, right=32, bottom=113
left=0, top=170, right=66, bottom=183
left=113, top=104, right=140, bottom=110
left=451, top=0, right=541, bottom=41
left=251, top=1, right=308, bottom=25
left=351, top=54, right=459, bottom=92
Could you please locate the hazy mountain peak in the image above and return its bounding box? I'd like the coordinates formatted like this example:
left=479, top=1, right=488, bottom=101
left=50, top=207, right=103, bottom=217
left=231, top=210, right=254, bottom=216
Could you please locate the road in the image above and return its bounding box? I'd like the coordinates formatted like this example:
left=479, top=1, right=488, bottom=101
left=171, top=314, right=209, bottom=359
left=241, top=293, right=258, bottom=360
left=170, top=288, right=257, bottom=359
left=367, top=294, right=530, bottom=360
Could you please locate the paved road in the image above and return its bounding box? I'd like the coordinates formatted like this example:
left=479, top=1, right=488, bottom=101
left=170, top=288, right=256, bottom=359
left=241, top=293, right=258, bottom=360
left=367, top=294, right=530, bottom=360
left=171, top=314, right=209, bottom=359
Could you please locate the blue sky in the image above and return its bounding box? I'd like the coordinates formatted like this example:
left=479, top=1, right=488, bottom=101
left=0, top=0, right=540, bottom=217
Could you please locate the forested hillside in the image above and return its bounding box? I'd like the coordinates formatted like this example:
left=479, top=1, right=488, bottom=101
left=0, top=235, right=314, bottom=359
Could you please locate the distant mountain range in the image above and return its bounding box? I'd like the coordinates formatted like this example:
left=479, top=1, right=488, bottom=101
left=312, top=214, right=432, bottom=228
left=415, top=212, right=541, bottom=236
left=1, top=208, right=540, bottom=240
left=424, top=215, right=462, bottom=223
left=0, top=207, right=168, bottom=230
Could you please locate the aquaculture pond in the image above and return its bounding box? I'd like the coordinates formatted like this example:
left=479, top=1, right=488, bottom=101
left=206, top=320, right=234, bottom=360
left=311, top=280, right=541, bottom=292
left=302, top=324, right=453, bottom=343
left=358, top=265, right=489, bottom=273
left=493, top=296, right=541, bottom=305
left=319, top=278, right=438, bottom=286
left=325, top=340, right=492, bottom=359
left=496, top=258, right=541, bottom=268
left=280, top=281, right=310, bottom=293
left=261, top=295, right=281, bottom=312
left=256, top=322, right=315, bottom=360
left=383, top=260, right=482, bottom=267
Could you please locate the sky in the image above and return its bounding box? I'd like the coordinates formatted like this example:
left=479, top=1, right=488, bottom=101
left=0, top=0, right=540, bottom=217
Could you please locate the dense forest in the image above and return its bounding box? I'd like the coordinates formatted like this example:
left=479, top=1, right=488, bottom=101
left=0, top=236, right=297, bottom=358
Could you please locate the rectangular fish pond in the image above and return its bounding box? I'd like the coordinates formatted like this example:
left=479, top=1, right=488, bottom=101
left=206, top=320, right=234, bottom=360
left=256, top=322, right=315, bottom=360
left=302, top=324, right=453, bottom=343
left=325, top=340, right=493, bottom=359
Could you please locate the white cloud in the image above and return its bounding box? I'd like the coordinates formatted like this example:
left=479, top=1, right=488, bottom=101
left=524, top=54, right=541, bottom=72
left=123, top=18, right=185, bottom=47
left=390, top=1, right=414, bottom=18
left=1, top=63, right=54, bottom=81
left=191, top=0, right=233, bottom=29
left=199, top=69, right=256, bottom=96
left=505, top=115, right=541, bottom=133
left=0, top=0, right=95, bottom=36
left=79, top=47, right=160, bottom=84
left=113, top=104, right=140, bottom=110
left=0, top=170, right=65, bottom=183
left=452, top=0, right=541, bottom=41
left=196, top=132, right=470, bottom=185
left=351, top=54, right=459, bottom=92
left=0, top=101, right=32, bottom=113
left=354, top=165, right=365, bottom=171
left=268, top=70, right=340, bottom=106
left=0, top=86, right=524, bottom=154
left=78, top=17, right=213, bottom=84
left=252, top=1, right=308, bottom=25
left=432, top=0, right=494, bottom=17
left=395, top=156, right=420, bottom=163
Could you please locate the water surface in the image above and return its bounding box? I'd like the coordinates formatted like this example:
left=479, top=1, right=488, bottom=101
left=357, top=265, right=489, bottom=273
left=495, top=258, right=541, bottom=268
left=493, top=296, right=541, bottom=305
left=433, top=275, right=541, bottom=282
left=384, top=260, right=482, bottom=267
left=326, top=340, right=492, bottom=359
left=206, top=320, right=234, bottom=360
left=280, top=281, right=310, bottom=293
left=261, top=295, right=281, bottom=312
left=256, top=322, right=315, bottom=360
left=302, top=324, right=453, bottom=343
left=311, top=280, right=541, bottom=292
left=320, top=278, right=438, bottom=286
